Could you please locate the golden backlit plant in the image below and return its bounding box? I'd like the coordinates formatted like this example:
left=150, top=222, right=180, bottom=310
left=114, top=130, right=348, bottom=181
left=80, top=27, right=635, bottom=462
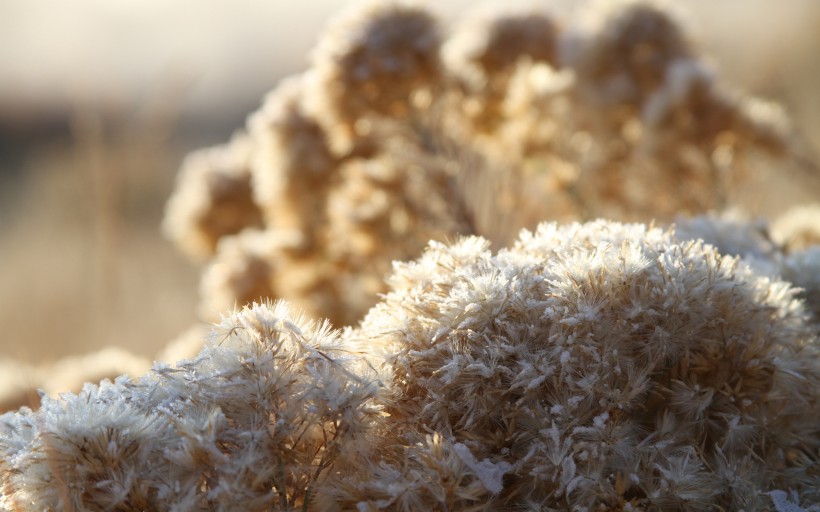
left=163, top=0, right=812, bottom=327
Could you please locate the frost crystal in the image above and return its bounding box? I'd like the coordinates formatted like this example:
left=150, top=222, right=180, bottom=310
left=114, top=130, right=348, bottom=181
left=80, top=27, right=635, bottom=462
left=769, top=490, right=820, bottom=512
left=453, top=443, right=511, bottom=495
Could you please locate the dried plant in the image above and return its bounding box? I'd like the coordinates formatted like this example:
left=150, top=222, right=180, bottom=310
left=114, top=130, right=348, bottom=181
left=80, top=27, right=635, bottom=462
left=2, top=221, right=818, bottom=510
left=4, top=1, right=819, bottom=509
left=673, top=212, right=820, bottom=325
left=339, top=220, right=819, bottom=511
left=1, top=302, right=382, bottom=511
left=305, top=0, right=444, bottom=156
left=161, top=0, right=814, bottom=329
left=163, top=133, right=263, bottom=262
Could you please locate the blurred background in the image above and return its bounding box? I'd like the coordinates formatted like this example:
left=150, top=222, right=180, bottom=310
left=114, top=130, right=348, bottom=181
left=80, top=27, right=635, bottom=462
left=1, top=0, right=818, bottom=365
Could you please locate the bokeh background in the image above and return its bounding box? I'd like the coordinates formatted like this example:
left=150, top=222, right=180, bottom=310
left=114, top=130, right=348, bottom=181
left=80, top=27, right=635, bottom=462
left=1, top=0, right=819, bottom=365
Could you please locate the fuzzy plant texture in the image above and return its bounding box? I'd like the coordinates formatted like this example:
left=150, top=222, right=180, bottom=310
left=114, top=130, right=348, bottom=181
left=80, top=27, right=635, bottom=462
left=5, top=0, right=819, bottom=510
left=2, top=221, right=818, bottom=511
left=5, top=0, right=820, bottom=417
left=162, top=0, right=819, bottom=329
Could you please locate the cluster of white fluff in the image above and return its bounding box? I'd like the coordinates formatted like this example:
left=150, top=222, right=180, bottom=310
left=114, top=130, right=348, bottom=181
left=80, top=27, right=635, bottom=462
left=674, top=210, right=820, bottom=326
left=3, top=221, right=818, bottom=510
left=1, top=302, right=381, bottom=511
left=342, top=220, right=819, bottom=510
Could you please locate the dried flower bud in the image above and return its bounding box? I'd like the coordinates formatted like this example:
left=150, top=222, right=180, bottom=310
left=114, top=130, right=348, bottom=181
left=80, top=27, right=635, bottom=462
left=247, top=74, right=338, bottom=239
left=307, top=0, right=443, bottom=153
left=199, top=230, right=278, bottom=320
left=163, top=133, right=263, bottom=261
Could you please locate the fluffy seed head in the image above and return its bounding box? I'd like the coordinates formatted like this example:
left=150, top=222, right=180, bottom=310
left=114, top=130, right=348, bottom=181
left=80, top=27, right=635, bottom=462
left=354, top=220, right=819, bottom=509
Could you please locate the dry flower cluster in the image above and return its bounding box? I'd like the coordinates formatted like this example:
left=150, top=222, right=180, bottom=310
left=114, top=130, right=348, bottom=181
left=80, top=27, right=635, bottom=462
left=1, top=302, right=383, bottom=511
left=162, top=0, right=814, bottom=327
left=3, top=0, right=820, bottom=510
left=2, top=221, right=819, bottom=510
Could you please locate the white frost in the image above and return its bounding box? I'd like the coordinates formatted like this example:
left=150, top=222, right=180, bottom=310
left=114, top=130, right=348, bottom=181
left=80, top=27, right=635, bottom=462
left=453, top=443, right=511, bottom=495
left=768, top=490, right=820, bottom=512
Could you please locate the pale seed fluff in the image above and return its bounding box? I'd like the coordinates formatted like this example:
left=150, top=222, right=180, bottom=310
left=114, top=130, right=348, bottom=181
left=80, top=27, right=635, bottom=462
left=673, top=212, right=779, bottom=270
left=340, top=220, right=819, bottom=511
left=676, top=212, right=820, bottom=326
left=1, top=301, right=381, bottom=511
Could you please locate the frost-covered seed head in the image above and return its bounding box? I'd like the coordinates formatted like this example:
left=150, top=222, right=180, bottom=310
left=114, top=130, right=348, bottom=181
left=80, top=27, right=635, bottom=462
left=160, top=0, right=816, bottom=332
left=353, top=220, right=819, bottom=509
left=0, top=302, right=382, bottom=511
